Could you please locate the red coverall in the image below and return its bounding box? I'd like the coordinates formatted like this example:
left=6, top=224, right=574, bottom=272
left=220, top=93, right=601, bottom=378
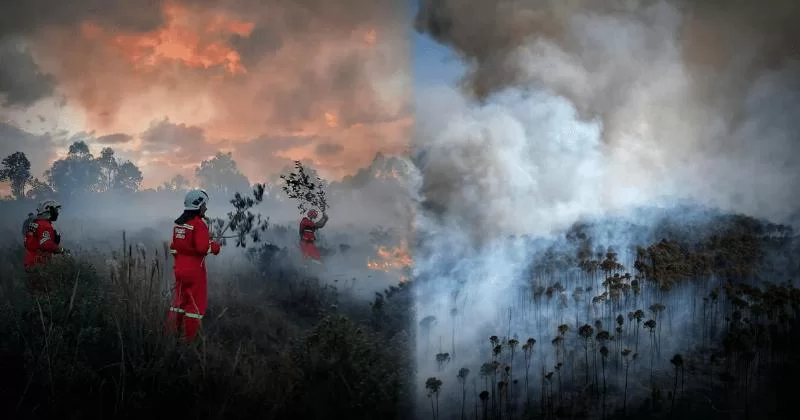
left=167, top=215, right=220, bottom=341
left=299, top=211, right=328, bottom=262
left=23, top=218, right=61, bottom=293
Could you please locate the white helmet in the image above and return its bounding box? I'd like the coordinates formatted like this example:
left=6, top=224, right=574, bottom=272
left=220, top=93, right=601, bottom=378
left=183, top=189, right=209, bottom=210
left=36, top=199, right=61, bottom=216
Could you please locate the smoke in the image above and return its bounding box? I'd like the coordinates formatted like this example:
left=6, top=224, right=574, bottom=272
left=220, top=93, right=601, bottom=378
left=410, top=0, right=800, bottom=417
left=0, top=0, right=413, bottom=185
left=415, top=0, right=800, bottom=223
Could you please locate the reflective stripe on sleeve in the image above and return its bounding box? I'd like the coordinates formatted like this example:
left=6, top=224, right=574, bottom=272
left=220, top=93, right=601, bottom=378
left=184, top=312, right=204, bottom=319
left=169, top=307, right=185, bottom=313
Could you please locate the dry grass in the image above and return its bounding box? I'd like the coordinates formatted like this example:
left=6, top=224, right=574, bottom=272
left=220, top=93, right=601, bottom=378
left=0, top=234, right=412, bottom=420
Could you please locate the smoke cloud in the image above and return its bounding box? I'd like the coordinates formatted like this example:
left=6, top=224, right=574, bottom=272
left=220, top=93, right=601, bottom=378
left=410, top=0, right=800, bottom=416
left=0, top=0, right=412, bottom=186
left=415, top=0, right=800, bottom=226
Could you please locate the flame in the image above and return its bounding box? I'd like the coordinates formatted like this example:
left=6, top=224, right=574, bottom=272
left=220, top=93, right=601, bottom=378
left=364, top=29, right=377, bottom=45
left=367, top=240, right=412, bottom=282
left=79, top=1, right=254, bottom=75
left=324, top=111, right=339, bottom=128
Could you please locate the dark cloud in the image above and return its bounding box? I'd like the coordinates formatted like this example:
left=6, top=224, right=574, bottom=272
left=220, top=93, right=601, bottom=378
left=1, top=0, right=412, bottom=185
left=315, top=142, right=344, bottom=157
left=0, top=122, right=56, bottom=177
left=0, top=38, right=55, bottom=107
left=96, top=133, right=133, bottom=144
left=138, top=118, right=216, bottom=164
left=228, top=24, right=285, bottom=67
left=415, top=0, right=800, bottom=115
left=0, top=0, right=163, bottom=39
left=232, top=134, right=318, bottom=181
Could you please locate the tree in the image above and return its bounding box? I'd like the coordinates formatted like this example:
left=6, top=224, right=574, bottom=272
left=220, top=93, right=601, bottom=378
left=195, top=152, right=250, bottom=197
left=46, top=140, right=101, bottom=196
left=25, top=177, right=54, bottom=200
left=94, top=147, right=143, bottom=193
left=69, top=140, right=91, bottom=156
left=0, top=151, right=32, bottom=199
left=114, top=161, right=143, bottom=193
left=47, top=142, right=143, bottom=195
left=96, top=147, right=118, bottom=192
left=158, top=174, right=191, bottom=192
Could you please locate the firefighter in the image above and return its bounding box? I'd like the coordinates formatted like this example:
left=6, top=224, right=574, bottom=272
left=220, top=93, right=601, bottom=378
left=299, top=209, right=328, bottom=264
left=23, top=200, right=68, bottom=294
left=167, top=189, right=221, bottom=342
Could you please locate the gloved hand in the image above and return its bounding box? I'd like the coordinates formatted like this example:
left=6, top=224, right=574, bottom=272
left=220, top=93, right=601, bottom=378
left=209, top=241, right=221, bottom=255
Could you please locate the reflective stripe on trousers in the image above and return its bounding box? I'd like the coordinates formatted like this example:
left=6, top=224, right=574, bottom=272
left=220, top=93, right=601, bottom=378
left=184, top=312, right=203, bottom=319
left=169, top=306, right=203, bottom=319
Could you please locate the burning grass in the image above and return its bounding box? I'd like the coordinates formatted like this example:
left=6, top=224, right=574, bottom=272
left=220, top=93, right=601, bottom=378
left=367, top=240, right=413, bottom=283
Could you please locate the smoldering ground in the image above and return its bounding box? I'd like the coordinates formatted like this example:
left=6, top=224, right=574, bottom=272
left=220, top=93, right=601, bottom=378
left=410, top=0, right=800, bottom=418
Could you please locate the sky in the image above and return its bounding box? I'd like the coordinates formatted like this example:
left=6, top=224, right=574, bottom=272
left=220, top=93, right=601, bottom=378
left=0, top=0, right=461, bottom=190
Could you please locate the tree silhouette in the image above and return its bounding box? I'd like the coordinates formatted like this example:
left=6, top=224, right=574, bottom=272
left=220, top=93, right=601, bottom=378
left=96, top=147, right=117, bottom=191
left=96, top=147, right=143, bottom=193
left=46, top=140, right=101, bottom=196
left=25, top=177, right=53, bottom=199
left=158, top=174, right=191, bottom=192
left=195, top=152, right=250, bottom=196
left=113, top=161, right=143, bottom=193
left=0, top=151, right=32, bottom=199
left=45, top=142, right=143, bottom=195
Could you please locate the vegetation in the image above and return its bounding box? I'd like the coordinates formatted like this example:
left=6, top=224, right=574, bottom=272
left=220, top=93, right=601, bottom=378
left=0, top=151, right=32, bottom=199
left=280, top=160, right=330, bottom=213
left=414, top=211, right=800, bottom=419
left=1, top=144, right=798, bottom=419
left=0, top=235, right=412, bottom=419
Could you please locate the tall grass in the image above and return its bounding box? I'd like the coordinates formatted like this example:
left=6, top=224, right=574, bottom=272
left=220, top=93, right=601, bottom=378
left=0, top=232, right=411, bottom=419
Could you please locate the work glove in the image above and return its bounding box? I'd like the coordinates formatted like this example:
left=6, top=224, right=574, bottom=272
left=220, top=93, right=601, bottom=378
left=209, top=241, right=221, bottom=255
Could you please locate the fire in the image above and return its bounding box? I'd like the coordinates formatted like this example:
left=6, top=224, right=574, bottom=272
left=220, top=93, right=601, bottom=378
left=364, top=29, right=377, bottom=45
left=79, top=1, right=254, bottom=75
left=367, top=240, right=412, bottom=282
left=324, top=111, right=339, bottom=128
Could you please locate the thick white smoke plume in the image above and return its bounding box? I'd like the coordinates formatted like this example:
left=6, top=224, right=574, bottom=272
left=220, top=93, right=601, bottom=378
left=410, top=0, right=800, bottom=417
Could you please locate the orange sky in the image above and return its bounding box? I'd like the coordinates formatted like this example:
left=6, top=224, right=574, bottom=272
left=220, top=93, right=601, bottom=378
left=2, top=0, right=412, bottom=189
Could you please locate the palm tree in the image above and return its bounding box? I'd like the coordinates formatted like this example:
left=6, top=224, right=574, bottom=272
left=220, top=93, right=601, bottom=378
left=425, top=377, right=443, bottom=420
left=670, top=354, right=684, bottom=416
left=622, top=349, right=632, bottom=415
left=458, top=368, right=470, bottom=420
left=578, top=324, right=594, bottom=385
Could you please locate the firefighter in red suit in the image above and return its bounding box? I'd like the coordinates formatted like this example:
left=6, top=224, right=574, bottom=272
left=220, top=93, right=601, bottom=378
left=299, top=209, right=328, bottom=263
left=24, top=199, right=68, bottom=294
left=167, top=189, right=221, bottom=342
